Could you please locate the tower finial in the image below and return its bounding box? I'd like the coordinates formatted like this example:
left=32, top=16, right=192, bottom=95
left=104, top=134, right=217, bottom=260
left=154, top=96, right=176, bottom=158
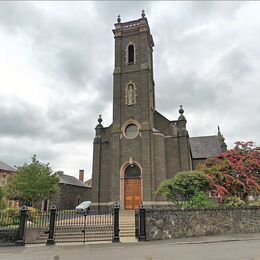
left=117, top=15, right=121, bottom=23
left=179, top=105, right=184, bottom=115
left=217, top=125, right=220, bottom=133
left=98, top=114, right=103, bottom=125
left=141, top=10, right=145, bottom=18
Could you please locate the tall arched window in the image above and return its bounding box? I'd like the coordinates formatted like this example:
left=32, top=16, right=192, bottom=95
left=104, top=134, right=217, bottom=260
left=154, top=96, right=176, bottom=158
left=128, top=44, right=134, bottom=63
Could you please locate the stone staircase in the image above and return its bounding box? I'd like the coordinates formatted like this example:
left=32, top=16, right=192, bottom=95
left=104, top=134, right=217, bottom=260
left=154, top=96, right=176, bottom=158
left=119, top=210, right=137, bottom=242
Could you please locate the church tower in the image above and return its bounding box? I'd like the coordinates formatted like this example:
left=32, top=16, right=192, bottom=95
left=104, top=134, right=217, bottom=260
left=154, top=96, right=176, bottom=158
left=110, top=11, right=156, bottom=208
left=91, top=12, right=223, bottom=209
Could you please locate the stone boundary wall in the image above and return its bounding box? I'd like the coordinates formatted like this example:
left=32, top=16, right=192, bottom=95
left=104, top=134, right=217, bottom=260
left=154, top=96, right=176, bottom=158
left=145, top=206, right=260, bottom=240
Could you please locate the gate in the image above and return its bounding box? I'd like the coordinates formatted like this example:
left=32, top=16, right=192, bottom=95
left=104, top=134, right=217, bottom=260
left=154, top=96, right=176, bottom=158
left=25, top=211, right=50, bottom=244
left=0, top=203, right=120, bottom=246
left=54, top=210, right=113, bottom=243
left=0, top=210, right=19, bottom=246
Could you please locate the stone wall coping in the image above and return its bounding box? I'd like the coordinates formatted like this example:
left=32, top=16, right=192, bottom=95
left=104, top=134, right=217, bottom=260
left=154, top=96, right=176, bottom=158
left=146, top=205, right=260, bottom=213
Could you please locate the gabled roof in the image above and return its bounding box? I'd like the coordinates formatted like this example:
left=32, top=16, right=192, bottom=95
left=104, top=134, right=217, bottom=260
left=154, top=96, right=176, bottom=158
left=0, top=161, right=17, bottom=172
left=84, top=179, right=92, bottom=188
left=190, top=135, right=222, bottom=159
left=56, top=172, right=87, bottom=188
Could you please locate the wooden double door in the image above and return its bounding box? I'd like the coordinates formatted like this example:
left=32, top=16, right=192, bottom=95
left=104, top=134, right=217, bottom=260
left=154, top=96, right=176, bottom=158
left=124, top=178, right=141, bottom=209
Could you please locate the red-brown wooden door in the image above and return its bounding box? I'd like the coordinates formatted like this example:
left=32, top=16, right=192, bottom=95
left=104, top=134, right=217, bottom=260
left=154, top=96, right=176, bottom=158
left=124, top=178, right=141, bottom=209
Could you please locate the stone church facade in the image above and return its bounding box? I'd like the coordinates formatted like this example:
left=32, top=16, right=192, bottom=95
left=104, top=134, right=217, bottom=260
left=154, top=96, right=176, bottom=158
left=91, top=12, right=227, bottom=209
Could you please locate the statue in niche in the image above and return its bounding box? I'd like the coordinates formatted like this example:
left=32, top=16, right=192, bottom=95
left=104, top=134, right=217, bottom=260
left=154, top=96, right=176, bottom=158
left=125, top=83, right=137, bottom=105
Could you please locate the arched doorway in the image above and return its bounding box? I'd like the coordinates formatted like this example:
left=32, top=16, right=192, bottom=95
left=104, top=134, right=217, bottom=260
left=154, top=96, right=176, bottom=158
left=124, top=164, right=141, bottom=209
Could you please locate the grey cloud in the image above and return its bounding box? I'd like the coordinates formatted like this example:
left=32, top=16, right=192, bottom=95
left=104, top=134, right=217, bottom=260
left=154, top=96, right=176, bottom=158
left=216, top=48, right=253, bottom=81
left=0, top=2, right=259, bottom=175
left=0, top=97, right=46, bottom=137
left=0, top=137, right=64, bottom=170
left=95, top=1, right=152, bottom=22
left=45, top=96, right=108, bottom=143
left=0, top=2, right=40, bottom=32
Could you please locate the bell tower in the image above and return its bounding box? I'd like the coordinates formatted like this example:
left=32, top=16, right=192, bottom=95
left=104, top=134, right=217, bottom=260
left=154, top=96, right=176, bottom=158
left=108, top=11, right=156, bottom=207
left=112, top=10, right=155, bottom=132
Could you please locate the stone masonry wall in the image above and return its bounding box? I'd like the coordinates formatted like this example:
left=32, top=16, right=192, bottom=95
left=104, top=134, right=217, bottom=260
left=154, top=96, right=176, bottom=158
left=51, top=184, right=91, bottom=210
left=145, top=206, right=260, bottom=240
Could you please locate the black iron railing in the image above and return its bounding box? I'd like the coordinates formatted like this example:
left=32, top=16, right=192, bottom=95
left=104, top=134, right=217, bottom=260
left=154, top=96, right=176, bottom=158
left=54, top=209, right=114, bottom=243
left=0, top=203, right=120, bottom=246
left=135, top=202, right=146, bottom=241
left=0, top=209, right=19, bottom=246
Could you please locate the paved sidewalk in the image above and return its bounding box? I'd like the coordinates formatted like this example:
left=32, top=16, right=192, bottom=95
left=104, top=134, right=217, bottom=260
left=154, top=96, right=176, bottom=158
left=0, top=233, right=260, bottom=260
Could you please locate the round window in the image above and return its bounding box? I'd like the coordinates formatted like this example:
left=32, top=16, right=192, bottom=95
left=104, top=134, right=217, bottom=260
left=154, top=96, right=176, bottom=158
left=125, top=124, right=139, bottom=139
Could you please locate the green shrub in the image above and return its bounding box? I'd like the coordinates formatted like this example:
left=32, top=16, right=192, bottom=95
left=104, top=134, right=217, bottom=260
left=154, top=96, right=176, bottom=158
left=4, top=207, right=19, bottom=215
left=0, top=199, right=8, bottom=210
left=27, top=207, right=40, bottom=223
left=0, top=208, right=19, bottom=226
left=223, top=196, right=246, bottom=207
left=183, top=192, right=216, bottom=209
left=157, top=171, right=210, bottom=202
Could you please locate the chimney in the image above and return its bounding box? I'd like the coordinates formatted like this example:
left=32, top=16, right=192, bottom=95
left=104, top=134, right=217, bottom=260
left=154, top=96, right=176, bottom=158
left=79, top=169, right=84, bottom=182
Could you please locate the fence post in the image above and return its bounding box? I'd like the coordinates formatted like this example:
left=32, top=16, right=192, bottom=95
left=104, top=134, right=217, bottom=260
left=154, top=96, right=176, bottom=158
left=16, top=205, right=28, bottom=246
left=139, top=202, right=146, bottom=241
left=135, top=209, right=139, bottom=238
left=46, top=205, right=57, bottom=245
left=112, top=201, right=120, bottom=242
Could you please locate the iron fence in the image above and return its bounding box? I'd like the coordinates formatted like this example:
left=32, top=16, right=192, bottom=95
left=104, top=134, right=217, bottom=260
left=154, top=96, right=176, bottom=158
left=0, top=210, right=19, bottom=246
left=54, top=210, right=113, bottom=243
left=0, top=204, right=120, bottom=246
left=25, top=211, right=50, bottom=244
left=135, top=209, right=139, bottom=238
left=135, top=203, right=146, bottom=241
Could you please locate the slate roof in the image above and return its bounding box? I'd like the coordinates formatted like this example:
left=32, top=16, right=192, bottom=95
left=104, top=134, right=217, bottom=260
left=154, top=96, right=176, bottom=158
left=56, top=172, right=87, bottom=188
left=190, top=135, right=222, bottom=159
left=0, top=161, right=17, bottom=172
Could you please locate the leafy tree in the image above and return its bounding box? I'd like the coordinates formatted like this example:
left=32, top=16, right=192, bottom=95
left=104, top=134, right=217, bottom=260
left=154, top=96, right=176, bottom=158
left=0, top=186, right=8, bottom=210
left=183, top=191, right=216, bottom=209
left=6, top=155, right=59, bottom=206
left=157, top=171, right=210, bottom=202
left=197, top=141, right=260, bottom=201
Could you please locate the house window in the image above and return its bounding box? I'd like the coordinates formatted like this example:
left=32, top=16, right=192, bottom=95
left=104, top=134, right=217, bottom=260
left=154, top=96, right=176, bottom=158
left=128, top=44, right=134, bottom=63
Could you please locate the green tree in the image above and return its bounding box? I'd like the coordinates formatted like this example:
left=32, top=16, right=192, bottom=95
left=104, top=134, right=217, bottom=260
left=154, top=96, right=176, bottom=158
left=0, top=186, right=8, bottom=210
left=157, top=171, right=210, bottom=202
left=6, top=155, right=59, bottom=206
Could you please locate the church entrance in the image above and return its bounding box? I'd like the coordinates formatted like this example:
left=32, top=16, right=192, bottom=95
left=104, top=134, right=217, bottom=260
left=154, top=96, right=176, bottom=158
left=124, top=165, right=141, bottom=209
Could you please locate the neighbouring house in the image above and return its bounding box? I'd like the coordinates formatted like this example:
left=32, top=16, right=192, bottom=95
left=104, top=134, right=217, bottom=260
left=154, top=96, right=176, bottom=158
left=0, top=160, right=19, bottom=208
left=40, top=170, right=91, bottom=211
left=85, top=179, right=92, bottom=188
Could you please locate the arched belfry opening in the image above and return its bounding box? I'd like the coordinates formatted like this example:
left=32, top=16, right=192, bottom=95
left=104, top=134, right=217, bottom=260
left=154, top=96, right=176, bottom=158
left=128, top=44, right=135, bottom=63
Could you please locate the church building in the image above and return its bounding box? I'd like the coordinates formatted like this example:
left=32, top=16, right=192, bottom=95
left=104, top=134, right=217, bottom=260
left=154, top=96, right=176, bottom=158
left=91, top=11, right=227, bottom=209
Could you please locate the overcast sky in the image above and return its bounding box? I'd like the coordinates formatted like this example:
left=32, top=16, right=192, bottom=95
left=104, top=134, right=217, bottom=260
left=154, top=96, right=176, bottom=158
left=0, top=2, right=259, bottom=181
